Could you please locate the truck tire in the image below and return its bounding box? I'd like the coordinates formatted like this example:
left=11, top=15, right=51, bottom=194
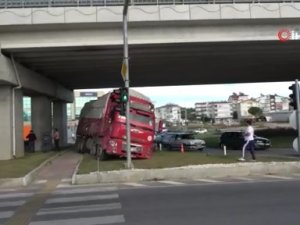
left=77, top=139, right=85, bottom=153
left=97, top=146, right=108, bottom=161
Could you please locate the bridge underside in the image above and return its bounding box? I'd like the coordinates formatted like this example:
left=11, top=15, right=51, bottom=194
left=2, top=40, right=299, bottom=89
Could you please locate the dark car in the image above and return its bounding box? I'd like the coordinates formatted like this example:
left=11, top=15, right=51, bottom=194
left=161, top=132, right=206, bottom=151
left=219, top=131, right=271, bottom=150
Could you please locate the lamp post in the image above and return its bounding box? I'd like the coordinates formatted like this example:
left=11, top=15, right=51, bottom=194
left=123, top=0, right=132, bottom=169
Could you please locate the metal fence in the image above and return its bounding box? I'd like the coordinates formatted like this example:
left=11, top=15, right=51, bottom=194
left=0, top=0, right=300, bottom=8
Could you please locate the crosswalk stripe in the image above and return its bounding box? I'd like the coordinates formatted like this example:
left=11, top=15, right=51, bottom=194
left=61, top=178, right=72, bottom=183
left=0, top=200, right=26, bottom=207
left=34, top=180, right=47, bottom=184
left=194, top=178, right=221, bottom=183
left=158, top=180, right=185, bottom=185
left=53, top=186, right=117, bottom=195
left=234, top=177, right=254, bottom=181
left=45, top=193, right=119, bottom=204
left=124, top=183, right=147, bottom=187
left=37, top=202, right=122, bottom=215
left=29, top=215, right=125, bottom=225
left=264, top=175, right=293, bottom=180
left=0, top=192, right=34, bottom=199
left=0, top=211, right=14, bottom=219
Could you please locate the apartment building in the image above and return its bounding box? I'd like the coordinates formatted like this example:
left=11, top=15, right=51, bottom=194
left=237, top=99, right=259, bottom=119
left=195, top=101, right=232, bottom=124
left=155, top=104, right=182, bottom=124
left=255, top=94, right=290, bottom=113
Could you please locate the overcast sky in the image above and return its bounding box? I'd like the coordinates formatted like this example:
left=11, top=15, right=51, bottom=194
left=80, top=81, right=293, bottom=108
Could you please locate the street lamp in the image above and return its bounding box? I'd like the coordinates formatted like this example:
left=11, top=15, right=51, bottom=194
left=123, top=0, right=132, bottom=169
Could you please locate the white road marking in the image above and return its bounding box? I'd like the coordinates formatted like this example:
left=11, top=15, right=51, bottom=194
left=53, top=186, right=117, bottom=195
left=0, top=200, right=26, bottom=207
left=45, top=194, right=119, bottom=204
left=29, top=215, right=125, bottom=225
left=234, top=177, right=254, bottom=181
left=61, top=178, right=72, bottom=183
left=194, top=178, right=221, bottom=183
left=37, top=202, right=122, bottom=215
left=0, top=192, right=34, bottom=199
left=124, top=183, right=147, bottom=187
left=34, top=180, right=47, bottom=184
left=264, top=175, right=293, bottom=180
left=158, top=180, right=185, bottom=185
left=0, top=211, right=14, bottom=219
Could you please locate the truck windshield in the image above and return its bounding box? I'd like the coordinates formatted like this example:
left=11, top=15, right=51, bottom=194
left=130, top=112, right=153, bottom=127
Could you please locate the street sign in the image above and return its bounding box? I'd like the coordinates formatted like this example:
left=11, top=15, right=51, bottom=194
left=289, top=110, right=300, bottom=130
left=121, top=62, right=127, bottom=81
left=293, top=138, right=299, bottom=152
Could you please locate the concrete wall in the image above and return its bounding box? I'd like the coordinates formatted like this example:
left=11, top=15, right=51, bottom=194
left=0, top=54, right=73, bottom=103
left=0, top=3, right=299, bottom=26
left=0, top=87, right=24, bottom=160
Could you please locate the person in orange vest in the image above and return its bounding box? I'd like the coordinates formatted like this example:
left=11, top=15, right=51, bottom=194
left=53, top=128, right=60, bottom=150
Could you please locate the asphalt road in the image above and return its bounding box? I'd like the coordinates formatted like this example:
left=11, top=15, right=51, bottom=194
left=120, top=180, right=300, bottom=225
left=2, top=176, right=300, bottom=225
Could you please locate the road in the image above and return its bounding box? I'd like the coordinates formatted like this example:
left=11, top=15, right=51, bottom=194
left=2, top=175, right=300, bottom=225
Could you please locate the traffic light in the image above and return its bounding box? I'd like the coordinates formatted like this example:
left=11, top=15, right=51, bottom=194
left=120, top=87, right=128, bottom=103
left=120, top=102, right=126, bottom=116
left=289, top=84, right=298, bottom=110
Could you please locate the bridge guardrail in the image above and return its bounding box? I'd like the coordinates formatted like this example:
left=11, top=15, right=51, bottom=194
left=1, top=0, right=300, bottom=8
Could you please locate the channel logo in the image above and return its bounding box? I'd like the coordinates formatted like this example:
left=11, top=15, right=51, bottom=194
left=277, top=28, right=300, bottom=42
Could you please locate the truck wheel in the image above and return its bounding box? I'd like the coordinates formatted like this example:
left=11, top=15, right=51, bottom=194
left=97, top=146, right=108, bottom=161
left=77, top=140, right=85, bottom=153
left=90, top=144, right=97, bottom=156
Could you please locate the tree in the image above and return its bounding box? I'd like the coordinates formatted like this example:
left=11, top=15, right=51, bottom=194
left=181, top=108, right=197, bottom=121
left=248, top=107, right=263, bottom=118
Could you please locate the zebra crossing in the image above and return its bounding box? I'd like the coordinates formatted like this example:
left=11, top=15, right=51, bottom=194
left=28, top=185, right=125, bottom=225
left=1, top=173, right=300, bottom=225
left=0, top=189, right=36, bottom=225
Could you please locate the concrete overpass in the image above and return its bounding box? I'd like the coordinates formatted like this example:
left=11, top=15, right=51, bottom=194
left=1, top=1, right=300, bottom=159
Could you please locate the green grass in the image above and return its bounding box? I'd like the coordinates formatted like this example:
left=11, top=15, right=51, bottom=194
left=78, top=150, right=298, bottom=174
left=78, top=152, right=237, bottom=173
left=0, top=151, right=56, bottom=178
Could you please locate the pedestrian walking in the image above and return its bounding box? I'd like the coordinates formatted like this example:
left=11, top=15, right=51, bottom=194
left=26, top=130, right=37, bottom=152
left=53, top=128, right=60, bottom=150
left=239, top=120, right=256, bottom=161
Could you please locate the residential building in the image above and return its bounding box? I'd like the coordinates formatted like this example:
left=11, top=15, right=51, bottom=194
left=195, top=102, right=210, bottom=119
left=155, top=104, right=182, bottom=124
left=255, top=94, right=290, bottom=113
left=195, top=101, right=232, bottom=124
left=237, top=99, right=259, bottom=119
left=228, top=92, right=249, bottom=118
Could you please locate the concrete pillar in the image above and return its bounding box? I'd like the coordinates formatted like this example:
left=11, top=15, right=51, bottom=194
left=0, top=86, right=24, bottom=160
left=53, top=101, right=68, bottom=147
left=32, top=96, right=52, bottom=151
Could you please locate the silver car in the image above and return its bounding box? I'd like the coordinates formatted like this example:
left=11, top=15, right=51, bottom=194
left=162, top=132, right=206, bottom=151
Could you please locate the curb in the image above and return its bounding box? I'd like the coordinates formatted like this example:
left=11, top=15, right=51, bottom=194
left=71, top=155, right=83, bottom=185
left=0, top=152, right=62, bottom=188
left=73, top=161, right=300, bottom=185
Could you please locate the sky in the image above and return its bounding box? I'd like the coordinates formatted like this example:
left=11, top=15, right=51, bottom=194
left=80, top=81, right=293, bottom=108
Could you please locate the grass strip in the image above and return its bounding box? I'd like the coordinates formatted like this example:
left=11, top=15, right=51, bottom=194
left=0, top=151, right=56, bottom=178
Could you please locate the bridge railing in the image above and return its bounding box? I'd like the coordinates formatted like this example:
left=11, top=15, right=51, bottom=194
left=1, top=0, right=300, bottom=8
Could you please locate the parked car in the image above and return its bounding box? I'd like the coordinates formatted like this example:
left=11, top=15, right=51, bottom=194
left=193, top=128, right=208, bottom=134
left=161, top=132, right=206, bottom=151
left=219, top=131, right=271, bottom=150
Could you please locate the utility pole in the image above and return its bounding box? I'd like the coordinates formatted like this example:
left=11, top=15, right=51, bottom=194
left=123, top=0, right=132, bottom=169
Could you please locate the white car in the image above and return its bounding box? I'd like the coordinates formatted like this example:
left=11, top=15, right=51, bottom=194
left=193, top=128, right=208, bottom=134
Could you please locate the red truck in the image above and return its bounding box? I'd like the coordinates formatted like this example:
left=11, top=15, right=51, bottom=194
left=75, top=88, right=155, bottom=160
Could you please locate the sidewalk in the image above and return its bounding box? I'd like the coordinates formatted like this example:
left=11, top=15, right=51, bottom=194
left=34, top=151, right=82, bottom=182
